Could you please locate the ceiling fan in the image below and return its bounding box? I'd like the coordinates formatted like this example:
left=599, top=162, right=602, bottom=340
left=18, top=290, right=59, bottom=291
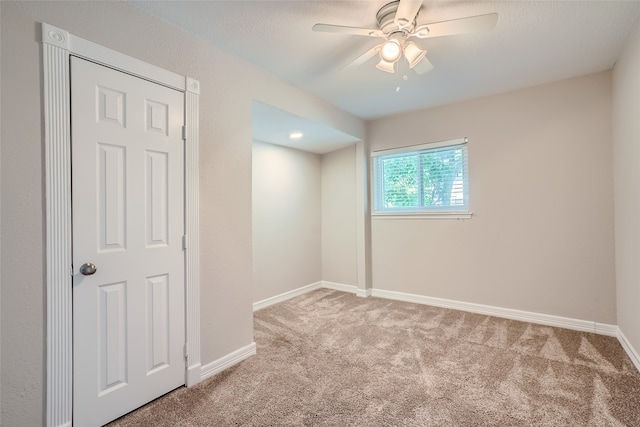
left=312, top=0, right=498, bottom=74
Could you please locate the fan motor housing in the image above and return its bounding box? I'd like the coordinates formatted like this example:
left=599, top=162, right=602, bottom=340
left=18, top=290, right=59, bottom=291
left=376, top=0, right=417, bottom=34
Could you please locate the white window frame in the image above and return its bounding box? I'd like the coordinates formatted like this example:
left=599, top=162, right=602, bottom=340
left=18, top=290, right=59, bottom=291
left=371, top=137, right=472, bottom=220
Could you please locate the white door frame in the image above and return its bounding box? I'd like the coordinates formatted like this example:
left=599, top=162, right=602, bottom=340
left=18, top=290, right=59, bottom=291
left=42, top=23, right=201, bottom=427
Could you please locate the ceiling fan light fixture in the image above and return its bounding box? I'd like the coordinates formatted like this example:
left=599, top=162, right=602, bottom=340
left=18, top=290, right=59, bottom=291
left=404, top=42, right=426, bottom=68
left=376, top=58, right=396, bottom=73
left=380, top=40, right=402, bottom=62
left=313, top=2, right=500, bottom=77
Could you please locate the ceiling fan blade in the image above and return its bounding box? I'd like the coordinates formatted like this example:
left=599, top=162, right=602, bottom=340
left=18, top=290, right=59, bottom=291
left=413, top=56, right=434, bottom=74
left=395, top=0, right=424, bottom=28
left=341, top=45, right=381, bottom=70
left=312, top=23, right=384, bottom=38
left=413, top=13, right=498, bottom=38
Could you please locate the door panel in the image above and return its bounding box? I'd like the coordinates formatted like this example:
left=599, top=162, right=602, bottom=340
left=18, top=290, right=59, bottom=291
left=72, top=57, right=185, bottom=427
left=98, top=143, right=127, bottom=252
left=98, top=281, right=128, bottom=395
left=146, top=150, right=169, bottom=247
left=146, top=273, right=170, bottom=372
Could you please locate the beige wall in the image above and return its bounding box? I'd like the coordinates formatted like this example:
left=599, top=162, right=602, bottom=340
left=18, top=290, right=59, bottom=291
left=368, top=72, right=616, bottom=324
left=2, top=5, right=49, bottom=424
left=252, top=141, right=360, bottom=301
left=252, top=141, right=360, bottom=300
left=252, top=141, right=322, bottom=302
left=0, top=1, right=363, bottom=424
left=321, top=146, right=358, bottom=286
left=613, top=21, right=640, bottom=355
left=0, top=2, right=3, bottom=423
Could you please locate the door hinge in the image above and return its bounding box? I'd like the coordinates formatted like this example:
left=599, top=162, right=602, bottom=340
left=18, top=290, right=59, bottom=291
left=182, top=234, right=187, bottom=250
left=182, top=126, right=187, bottom=141
left=70, top=265, right=74, bottom=277
left=184, top=343, right=188, bottom=361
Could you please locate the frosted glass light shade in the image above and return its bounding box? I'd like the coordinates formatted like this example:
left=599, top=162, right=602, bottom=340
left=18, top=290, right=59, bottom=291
left=376, top=59, right=396, bottom=73
left=380, top=40, right=402, bottom=62
left=404, top=42, right=426, bottom=68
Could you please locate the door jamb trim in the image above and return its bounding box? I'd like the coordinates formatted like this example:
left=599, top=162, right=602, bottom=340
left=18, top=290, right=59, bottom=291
left=42, top=22, right=201, bottom=427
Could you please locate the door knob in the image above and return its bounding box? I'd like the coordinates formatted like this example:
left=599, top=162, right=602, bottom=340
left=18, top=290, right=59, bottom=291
left=80, top=262, right=97, bottom=276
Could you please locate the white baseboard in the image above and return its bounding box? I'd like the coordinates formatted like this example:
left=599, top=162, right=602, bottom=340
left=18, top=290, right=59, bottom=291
left=185, top=362, right=201, bottom=387
left=253, top=281, right=360, bottom=312
left=371, top=288, right=617, bottom=337
left=617, top=327, right=640, bottom=373
left=596, top=323, right=619, bottom=337
left=253, top=281, right=323, bottom=311
left=200, top=342, right=257, bottom=382
left=322, top=281, right=358, bottom=294
left=254, top=284, right=616, bottom=336
left=356, top=288, right=372, bottom=298
left=251, top=283, right=639, bottom=375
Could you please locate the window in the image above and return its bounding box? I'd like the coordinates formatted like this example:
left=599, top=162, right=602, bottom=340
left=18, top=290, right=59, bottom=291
left=372, top=138, right=469, bottom=216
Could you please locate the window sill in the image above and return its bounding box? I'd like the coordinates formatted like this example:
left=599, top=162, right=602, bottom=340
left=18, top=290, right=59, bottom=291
left=372, top=211, right=473, bottom=220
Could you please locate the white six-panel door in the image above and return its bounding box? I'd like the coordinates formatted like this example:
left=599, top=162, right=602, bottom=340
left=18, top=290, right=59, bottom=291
left=71, top=57, right=185, bottom=427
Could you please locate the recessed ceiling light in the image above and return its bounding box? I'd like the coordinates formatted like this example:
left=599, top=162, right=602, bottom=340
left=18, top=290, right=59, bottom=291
left=289, top=131, right=303, bottom=140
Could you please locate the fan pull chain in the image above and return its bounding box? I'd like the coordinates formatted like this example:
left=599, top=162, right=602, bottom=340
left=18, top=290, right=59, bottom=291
left=396, top=73, right=408, bottom=92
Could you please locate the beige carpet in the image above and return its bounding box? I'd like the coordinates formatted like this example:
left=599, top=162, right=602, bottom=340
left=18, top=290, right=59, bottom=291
left=110, top=289, right=640, bottom=426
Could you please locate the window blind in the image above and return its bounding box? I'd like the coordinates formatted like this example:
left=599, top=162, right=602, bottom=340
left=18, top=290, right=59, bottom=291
left=373, top=138, right=469, bottom=214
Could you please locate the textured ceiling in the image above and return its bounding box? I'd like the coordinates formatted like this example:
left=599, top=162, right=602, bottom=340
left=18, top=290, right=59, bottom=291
left=252, top=101, right=361, bottom=154
left=130, top=0, right=640, bottom=152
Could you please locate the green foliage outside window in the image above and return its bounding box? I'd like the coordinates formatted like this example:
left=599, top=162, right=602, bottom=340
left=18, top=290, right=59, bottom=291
left=379, top=146, right=465, bottom=210
left=382, top=155, right=419, bottom=207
